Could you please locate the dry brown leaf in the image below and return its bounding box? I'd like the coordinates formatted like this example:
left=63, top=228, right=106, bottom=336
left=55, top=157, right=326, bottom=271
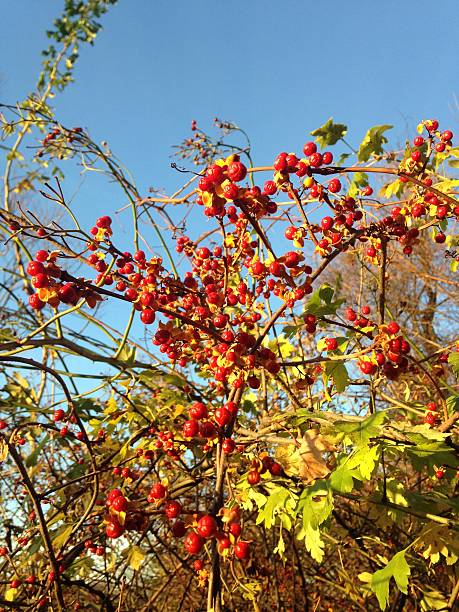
left=298, top=429, right=335, bottom=484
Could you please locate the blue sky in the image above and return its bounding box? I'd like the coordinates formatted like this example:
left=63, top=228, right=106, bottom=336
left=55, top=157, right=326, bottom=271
left=1, top=1, right=458, bottom=388
left=2, top=0, right=458, bottom=206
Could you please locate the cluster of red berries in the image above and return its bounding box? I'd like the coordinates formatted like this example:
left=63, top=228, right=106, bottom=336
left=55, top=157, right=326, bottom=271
left=36, top=126, right=83, bottom=158
left=104, top=488, right=147, bottom=539
left=183, top=513, right=250, bottom=560
left=247, top=455, right=283, bottom=485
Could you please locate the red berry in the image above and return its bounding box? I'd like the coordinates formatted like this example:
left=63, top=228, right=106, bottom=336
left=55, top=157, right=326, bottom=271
left=182, top=420, right=200, bottom=438
left=309, top=152, right=323, bottom=167
left=425, top=412, right=438, bottom=426
left=106, top=519, right=124, bottom=539
left=269, top=261, right=284, bottom=277
left=222, top=182, right=239, bottom=200
left=328, top=178, right=341, bottom=193
left=222, top=438, right=236, bottom=454
left=29, top=295, right=45, bottom=310
left=234, top=541, right=250, bottom=560
left=247, top=470, right=261, bottom=485
left=197, top=515, right=217, bottom=539
left=227, top=162, right=247, bottom=183
left=140, top=309, right=155, bottom=324
left=53, top=409, right=65, bottom=422
left=172, top=520, right=186, bottom=538
left=322, top=151, right=333, bottom=165
left=149, top=483, right=167, bottom=500
left=441, top=130, right=453, bottom=141
left=426, top=120, right=439, bottom=132
left=435, top=233, right=446, bottom=244
left=387, top=321, right=400, bottom=334
left=35, top=250, right=48, bottom=262
left=184, top=531, right=205, bottom=554
left=325, top=338, right=338, bottom=351
left=189, top=402, right=208, bottom=420
left=27, top=260, right=44, bottom=276
left=229, top=523, right=241, bottom=538
left=96, top=216, right=112, bottom=229
left=215, top=407, right=231, bottom=427
left=263, top=180, right=277, bottom=195
left=303, top=142, right=317, bottom=156
left=269, top=462, right=283, bottom=476
left=111, top=495, right=128, bottom=512
left=165, top=500, right=182, bottom=519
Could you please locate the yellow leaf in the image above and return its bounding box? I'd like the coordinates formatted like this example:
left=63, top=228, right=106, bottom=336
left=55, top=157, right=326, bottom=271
left=105, top=396, right=117, bottom=414
left=0, top=440, right=8, bottom=462
left=4, top=588, right=17, bottom=601
left=275, top=444, right=300, bottom=477
left=173, top=404, right=186, bottom=418
left=127, top=545, right=145, bottom=571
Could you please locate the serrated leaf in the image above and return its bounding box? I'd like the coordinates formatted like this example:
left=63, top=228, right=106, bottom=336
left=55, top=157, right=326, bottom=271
left=310, top=118, right=347, bottom=148
left=369, top=551, right=410, bottom=610
left=358, top=125, right=393, bottom=162
left=256, top=487, right=290, bottom=529
left=329, top=462, right=354, bottom=493
left=334, top=411, right=386, bottom=446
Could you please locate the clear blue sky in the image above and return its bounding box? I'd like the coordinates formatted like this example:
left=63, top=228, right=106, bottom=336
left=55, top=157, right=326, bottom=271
left=1, top=1, right=458, bottom=387
left=2, top=0, right=458, bottom=207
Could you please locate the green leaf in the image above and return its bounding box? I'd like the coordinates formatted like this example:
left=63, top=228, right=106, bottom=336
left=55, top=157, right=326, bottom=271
left=256, top=487, right=290, bottom=529
left=302, top=522, right=325, bottom=563
left=26, top=435, right=49, bottom=467
left=369, top=551, right=410, bottom=610
left=329, top=461, right=355, bottom=493
left=348, top=172, right=368, bottom=198
left=446, top=394, right=459, bottom=416
left=448, top=352, right=459, bottom=377
left=304, top=284, right=345, bottom=317
left=380, top=179, right=405, bottom=199
left=310, top=118, right=347, bottom=148
left=117, top=344, right=137, bottom=365
left=298, top=481, right=333, bottom=522
left=51, top=524, right=73, bottom=549
left=334, top=411, right=386, bottom=447
left=358, top=124, right=393, bottom=162
left=330, top=445, right=379, bottom=493
left=324, top=361, right=349, bottom=392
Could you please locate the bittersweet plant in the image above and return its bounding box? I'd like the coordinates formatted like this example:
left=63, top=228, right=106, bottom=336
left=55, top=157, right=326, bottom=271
left=0, top=4, right=458, bottom=611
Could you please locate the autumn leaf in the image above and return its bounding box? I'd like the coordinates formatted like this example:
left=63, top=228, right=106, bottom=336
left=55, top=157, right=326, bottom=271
left=298, top=430, right=335, bottom=484
left=275, top=444, right=300, bottom=477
